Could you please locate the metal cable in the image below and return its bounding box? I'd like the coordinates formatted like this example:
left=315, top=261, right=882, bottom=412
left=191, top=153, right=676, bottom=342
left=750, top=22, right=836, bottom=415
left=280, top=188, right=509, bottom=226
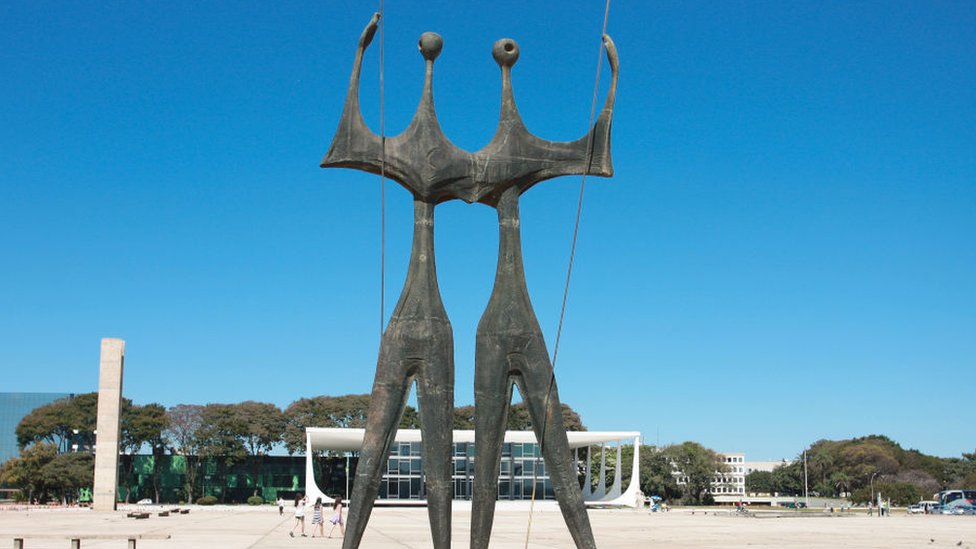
left=378, top=0, right=387, bottom=338
left=525, top=1, right=613, bottom=546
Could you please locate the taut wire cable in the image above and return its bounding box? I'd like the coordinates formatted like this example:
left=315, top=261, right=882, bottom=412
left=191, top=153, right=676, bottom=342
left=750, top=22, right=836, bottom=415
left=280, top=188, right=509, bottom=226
left=378, top=0, right=387, bottom=338
left=525, top=1, right=612, bottom=546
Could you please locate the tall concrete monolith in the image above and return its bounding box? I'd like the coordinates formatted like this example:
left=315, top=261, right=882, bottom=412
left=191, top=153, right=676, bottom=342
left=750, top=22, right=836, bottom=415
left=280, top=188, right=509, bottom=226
left=92, top=338, right=125, bottom=511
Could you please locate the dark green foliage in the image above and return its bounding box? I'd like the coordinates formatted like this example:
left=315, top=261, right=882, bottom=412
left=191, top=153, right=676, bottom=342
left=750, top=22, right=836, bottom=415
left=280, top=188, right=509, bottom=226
left=196, top=495, right=218, bottom=505
left=196, top=404, right=248, bottom=466
left=0, top=443, right=58, bottom=503
left=611, top=445, right=682, bottom=501
left=15, top=393, right=121, bottom=453
left=247, top=495, right=265, bottom=505
left=453, top=405, right=476, bottom=429
left=453, top=402, right=585, bottom=432
left=0, top=443, right=93, bottom=504
left=41, top=452, right=94, bottom=503
left=282, top=394, right=417, bottom=455
left=745, top=435, right=976, bottom=503
left=664, top=442, right=726, bottom=505
left=120, top=403, right=168, bottom=503
left=745, top=470, right=776, bottom=494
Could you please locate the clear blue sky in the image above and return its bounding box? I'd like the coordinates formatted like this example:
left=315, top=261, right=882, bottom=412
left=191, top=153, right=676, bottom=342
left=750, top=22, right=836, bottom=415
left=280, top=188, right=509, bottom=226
left=2, top=1, right=973, bottom=461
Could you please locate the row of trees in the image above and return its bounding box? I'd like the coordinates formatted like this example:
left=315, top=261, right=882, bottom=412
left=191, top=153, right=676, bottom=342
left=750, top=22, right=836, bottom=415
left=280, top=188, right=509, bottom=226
left=0, top=443, right=94, bottom=504
left=745, top=436, right=976, bottom=505
left=1, top=392, right=586, bottom=503
left=6, top=393, right=973, bottom=506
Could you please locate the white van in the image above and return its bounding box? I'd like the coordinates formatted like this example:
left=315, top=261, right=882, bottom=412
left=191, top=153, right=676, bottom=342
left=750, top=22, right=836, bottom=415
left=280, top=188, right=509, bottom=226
left=907, top=500, right=938, bottom=514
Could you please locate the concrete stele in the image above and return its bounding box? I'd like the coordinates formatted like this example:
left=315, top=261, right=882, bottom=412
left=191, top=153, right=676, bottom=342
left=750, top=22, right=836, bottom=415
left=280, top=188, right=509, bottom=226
left=92, top=338, right=125, bottom=511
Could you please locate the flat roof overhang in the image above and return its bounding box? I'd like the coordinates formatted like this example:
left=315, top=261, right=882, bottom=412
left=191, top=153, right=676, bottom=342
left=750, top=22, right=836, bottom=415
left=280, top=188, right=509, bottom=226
left=306, top=428, right=640, bottom=453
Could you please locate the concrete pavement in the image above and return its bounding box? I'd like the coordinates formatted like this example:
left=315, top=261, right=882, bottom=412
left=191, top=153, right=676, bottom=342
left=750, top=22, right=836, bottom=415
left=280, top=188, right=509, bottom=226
left=1, top=504, right=973, bottom=548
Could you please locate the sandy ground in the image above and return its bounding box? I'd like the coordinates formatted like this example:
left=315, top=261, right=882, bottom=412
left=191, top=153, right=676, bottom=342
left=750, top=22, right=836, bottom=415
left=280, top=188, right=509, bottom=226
left=1, top=504, right=973, bottom=548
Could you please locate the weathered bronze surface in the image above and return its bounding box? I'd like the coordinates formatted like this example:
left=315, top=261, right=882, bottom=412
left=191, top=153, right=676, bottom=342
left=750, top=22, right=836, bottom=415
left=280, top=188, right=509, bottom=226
left=321, top=13, right=617, bottom=549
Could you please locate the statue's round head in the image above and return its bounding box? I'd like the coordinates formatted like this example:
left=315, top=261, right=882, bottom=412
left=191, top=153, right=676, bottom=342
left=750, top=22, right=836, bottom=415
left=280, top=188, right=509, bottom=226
left=419, top=32, right=443, bottom=61
left=492, top=38, right=519, bottom=68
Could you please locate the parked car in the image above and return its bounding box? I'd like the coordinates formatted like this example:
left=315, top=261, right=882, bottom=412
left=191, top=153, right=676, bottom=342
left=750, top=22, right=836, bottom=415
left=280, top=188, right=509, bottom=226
left=908, top=500, right=939, bottom=514
left=136, top=498, right=153, bottom=505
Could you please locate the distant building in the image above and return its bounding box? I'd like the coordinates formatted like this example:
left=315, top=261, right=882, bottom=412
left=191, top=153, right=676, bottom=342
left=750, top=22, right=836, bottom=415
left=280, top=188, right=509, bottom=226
left=672, top=451, right=791, bottom=502
left=0, top=392, right=73, bottom=464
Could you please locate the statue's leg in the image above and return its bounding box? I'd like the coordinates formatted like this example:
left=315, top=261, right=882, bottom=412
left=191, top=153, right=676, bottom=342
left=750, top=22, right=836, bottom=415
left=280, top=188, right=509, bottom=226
left=471, top=335, right=515, bottom=549
left=416, top=339, right=454, bottom=549
left=342, top=342, right=411, bottom=549
left=515, top=342, right=597, bottom=549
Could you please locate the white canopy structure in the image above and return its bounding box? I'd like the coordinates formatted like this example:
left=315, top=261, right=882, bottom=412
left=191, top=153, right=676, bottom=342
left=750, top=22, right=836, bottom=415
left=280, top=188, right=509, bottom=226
left=304, top=428, right=641, bottom=507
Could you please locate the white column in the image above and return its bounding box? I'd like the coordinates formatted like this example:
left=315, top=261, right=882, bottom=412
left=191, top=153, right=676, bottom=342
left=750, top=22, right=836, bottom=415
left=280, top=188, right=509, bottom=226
left=608, top=442, right=623, bottom=498
left=595, top=445, right=607, bottom=499
left=583, top=446, right=593, bottom=499
left=93, top=338, right=124, bottom=511
left=304, top=432, right=331, bottom=503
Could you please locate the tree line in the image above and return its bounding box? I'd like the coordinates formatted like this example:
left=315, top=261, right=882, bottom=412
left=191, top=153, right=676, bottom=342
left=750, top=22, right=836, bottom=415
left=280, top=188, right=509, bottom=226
left=0, top=392, right=585, bottom=503
left=744, top=435, right=976, bottom=505
left=4, top=393, right=972, bottom=506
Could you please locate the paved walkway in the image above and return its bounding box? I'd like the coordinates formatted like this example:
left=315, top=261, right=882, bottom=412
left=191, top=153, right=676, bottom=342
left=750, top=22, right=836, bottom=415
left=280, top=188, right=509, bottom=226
left=1, top=505, right=973, bottom=548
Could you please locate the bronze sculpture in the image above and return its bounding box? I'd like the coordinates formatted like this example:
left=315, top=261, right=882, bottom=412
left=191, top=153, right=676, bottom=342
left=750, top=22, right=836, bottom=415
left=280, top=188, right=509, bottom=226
left=321, top=14, right=617, bottom=549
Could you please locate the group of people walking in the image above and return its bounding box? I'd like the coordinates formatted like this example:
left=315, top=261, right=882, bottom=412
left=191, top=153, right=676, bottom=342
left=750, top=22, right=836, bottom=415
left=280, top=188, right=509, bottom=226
left=285, top=493, right=345, bottom=539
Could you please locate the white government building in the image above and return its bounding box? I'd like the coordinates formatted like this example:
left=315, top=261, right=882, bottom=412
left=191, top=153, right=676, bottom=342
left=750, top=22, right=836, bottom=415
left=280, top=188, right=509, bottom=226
left=303, top=428, right=787, bottom=506
left=691, top=452, right=791, bottom=502
left=304, top=428, right=642, bottom=507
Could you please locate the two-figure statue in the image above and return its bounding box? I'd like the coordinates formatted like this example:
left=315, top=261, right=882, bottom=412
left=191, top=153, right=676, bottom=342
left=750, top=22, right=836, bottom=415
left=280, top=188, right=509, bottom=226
left=321, top=14, right=618, bottom=549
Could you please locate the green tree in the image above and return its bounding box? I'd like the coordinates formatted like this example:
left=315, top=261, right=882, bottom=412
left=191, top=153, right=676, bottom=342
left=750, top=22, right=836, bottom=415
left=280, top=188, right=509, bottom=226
left=745, top=470, right=777, bottom=495
left=15, top=393, right=104, bottom=453
left=614, top=445, right=681, bottom=501
left=453, top=405, right=476, bottom=429
left=233, top=401, right=285, bottom=497
left=40, top=452, right=94, bottom=504
left=807, top=441, right=838, bottom=496
left=282, top=394, right=420, bottom=455
left=120, top=403, right=168, bottom=502
left=771, top=460, right=804, bottom=496
left=504, top=402, right=585, bottom=432
left=664, top=442, right=726, bottom=505
left=196, top=404, right=247, bottom=462
left=454, top=402, right=586, bottom=431
left=164, top=404, right=203, bottom=503
left=196, top=403, right=246, bottom=502
left=0, top=442, right=58, bottom=503
left=830, top=470, right=853, bottom=498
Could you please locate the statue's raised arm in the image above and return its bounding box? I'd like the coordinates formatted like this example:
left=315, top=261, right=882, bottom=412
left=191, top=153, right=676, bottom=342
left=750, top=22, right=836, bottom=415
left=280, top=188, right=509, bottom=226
left=320, top=13, right=385, bottom=183
left=469, top=33, right=619, bottom=206
left=322, top=13, right=472, bottom=203
left=322, top=15, right=619, bottom=205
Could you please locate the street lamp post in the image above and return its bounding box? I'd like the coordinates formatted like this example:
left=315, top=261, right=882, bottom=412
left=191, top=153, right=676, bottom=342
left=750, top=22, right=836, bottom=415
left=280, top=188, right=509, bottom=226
left=870, top=472, right=878, bottom=514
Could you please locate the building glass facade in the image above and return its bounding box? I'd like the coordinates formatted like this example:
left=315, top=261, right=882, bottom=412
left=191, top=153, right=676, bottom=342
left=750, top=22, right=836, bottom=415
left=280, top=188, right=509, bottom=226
left=376, top=441, right=555, bottom=501
left=0, top=392, right=72, bottom=464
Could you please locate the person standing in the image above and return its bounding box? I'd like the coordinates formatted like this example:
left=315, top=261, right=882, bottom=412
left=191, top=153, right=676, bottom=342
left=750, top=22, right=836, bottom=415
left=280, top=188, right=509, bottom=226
left=328, top=496, right=345, bottom=539
left=289, top=494, right=307, bottom=537
left=311, top=497, right=325, bottom=538
left=277, top=496, right=285, bottom=516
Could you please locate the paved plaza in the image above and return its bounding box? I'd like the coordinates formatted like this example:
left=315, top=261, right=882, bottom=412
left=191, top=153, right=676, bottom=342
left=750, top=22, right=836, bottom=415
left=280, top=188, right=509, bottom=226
left=1, top=504, right=973, bottom=549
